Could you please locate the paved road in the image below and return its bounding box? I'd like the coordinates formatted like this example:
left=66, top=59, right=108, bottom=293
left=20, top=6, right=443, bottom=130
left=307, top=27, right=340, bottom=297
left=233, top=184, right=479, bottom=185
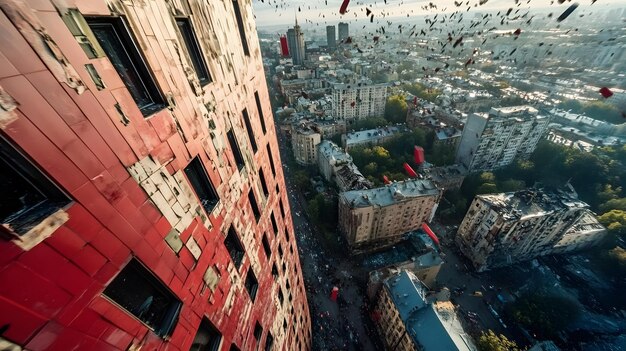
left=277, top=133, right=380, bottom=350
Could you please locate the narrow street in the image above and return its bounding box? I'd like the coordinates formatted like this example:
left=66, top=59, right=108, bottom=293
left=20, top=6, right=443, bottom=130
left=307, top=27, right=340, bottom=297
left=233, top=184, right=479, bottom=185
left=276, top=132, right=380, bottom=350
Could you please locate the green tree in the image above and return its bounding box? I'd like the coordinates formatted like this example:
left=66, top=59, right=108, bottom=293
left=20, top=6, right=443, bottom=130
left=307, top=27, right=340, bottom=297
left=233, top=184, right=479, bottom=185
left=476, top=183, right=498, bottom=194
left=600, top=198, right=626, bottom=212
left=384, top=95, right=408, bottom=124
left=498, top=179, right=526, bottom=193
left=598, top=210, right=626, bottom=237
left=505, top=293, right=580, bottom=338
left=477, top=330, right=522, bottom=351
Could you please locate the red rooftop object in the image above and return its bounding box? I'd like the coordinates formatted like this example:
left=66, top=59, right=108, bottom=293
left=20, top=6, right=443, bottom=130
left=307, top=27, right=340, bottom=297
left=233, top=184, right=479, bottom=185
left=599, top=87, right=613, bottom=98
left=403, top=162, right=418, bottom=178
left=383, top=175, right=391, bottom=184
left=280, top=35, right=289, bottom=57
left=414, top=146, right=425, bottom=165
left=421, top=223, right=440, bottom=246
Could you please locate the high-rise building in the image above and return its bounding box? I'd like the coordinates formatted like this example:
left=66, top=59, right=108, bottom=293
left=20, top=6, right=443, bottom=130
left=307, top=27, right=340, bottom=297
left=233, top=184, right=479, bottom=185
left=456, top=186, right=606, bottom=271
left=326, top=25, right=336, bottom=50
left=286, top=17, right=306, bottom=65
left=292, top=126, right=321, bottom=165
left=338, top=22, right=349, bottom=42
left=286, top=28, right=297, bottom=61
left=455, top=106, right=550, bottom=171
left=331, top=82, right=388, bottom=120
left=338, top=180, right=442, bottom=252
left=0, top=1, right=311, bottom=350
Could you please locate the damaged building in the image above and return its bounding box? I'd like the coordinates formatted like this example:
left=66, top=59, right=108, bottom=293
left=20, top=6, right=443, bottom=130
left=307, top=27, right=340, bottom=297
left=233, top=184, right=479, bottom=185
left=317, top=140, right=371, bottom=191
left=0, top=0, right=310, bottom=350
left=338, top=179, right=442, bottom=253
left=456, top=185, right=607, bottom=271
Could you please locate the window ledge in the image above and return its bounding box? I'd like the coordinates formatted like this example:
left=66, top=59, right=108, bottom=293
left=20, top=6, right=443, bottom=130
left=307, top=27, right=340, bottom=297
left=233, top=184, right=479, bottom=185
left=4, top=208, right=70, bottom=251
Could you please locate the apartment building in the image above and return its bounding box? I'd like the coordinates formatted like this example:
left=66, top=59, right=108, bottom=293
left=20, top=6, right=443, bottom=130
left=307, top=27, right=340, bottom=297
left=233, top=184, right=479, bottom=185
left=456, top=186, right=606, bottom=271
left=292, top=125, right=321, bottom=165
left=456, top=106, right=550, bottom=171
left=331, top=82, right=388, bottom=121
left=0, top=1, right=310, bottom=350
left=373, top=270, right=476, bottom=351
left=338, top=180, right=442, bottom=252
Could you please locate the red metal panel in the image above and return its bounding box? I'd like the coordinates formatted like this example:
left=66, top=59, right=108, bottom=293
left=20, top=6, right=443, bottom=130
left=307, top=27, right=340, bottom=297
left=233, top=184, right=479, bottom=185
left=71, top=245, right=108, bottom=277
left=0, top=295, right=47, bottom=344
left=403, top=162, right=418, bottom=178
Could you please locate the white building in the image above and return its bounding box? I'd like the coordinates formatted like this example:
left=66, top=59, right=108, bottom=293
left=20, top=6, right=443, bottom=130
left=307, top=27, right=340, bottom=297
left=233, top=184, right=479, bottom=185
left=342, top=125, right=405, bottom=150
left=317, top=140, right=370, bottom=191
left=456, top=106, right=550, bottom=171
left=331, top=82, right=388, bottom=120
left=456, top=186, right=606, bottom=271
left=292, top=126, right=321, bottom=165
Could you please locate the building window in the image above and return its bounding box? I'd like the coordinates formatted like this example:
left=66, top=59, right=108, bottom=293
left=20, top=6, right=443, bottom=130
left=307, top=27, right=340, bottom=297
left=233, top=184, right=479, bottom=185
left=87, top=17, right=165, bottom=116
left=227, top=130, right=245, bottom=171
left=270, top=212, right=278, bottom=235
left=262, top=233, right=271, bottom=259
left=253, top=321, right=263, bottom=341
left=259, top=168, right=269, bottom=197
left=267, top=144, right=276, bottom=176
left=242, top=108, right=258, bottom=153
left=103, top=259, right=181, bottom=337
left=1, top=137, right=71, bottom=236
left=229, top=345, right=241, bottom=351
left=279, top=199, right=285, bottom=220
left=265, top=332, right=274, bottom=351
left=245, top=270, right=258, bottom=301
left=248, top=190, right=261, bottom=221
left=277, top=288, right=284, bottom=305
left=232, top=0, right=250, bottom=56
left=272, top=263, right=278, bottom=280
left=278, top=244, right=283, bottom=258
left=254, top=92, right=267, bottom=134
left=175, top=18, right=211, bottom=85
left=190, top=318, right=222, bottom=351
left=184, top=156, right=219, bottom=214
left=224, top=226, right=245, bottom=269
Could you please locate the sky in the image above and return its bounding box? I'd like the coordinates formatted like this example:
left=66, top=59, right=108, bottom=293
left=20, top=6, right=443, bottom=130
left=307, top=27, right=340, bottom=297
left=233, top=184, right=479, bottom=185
left=251, top=0, right=624, bottom=29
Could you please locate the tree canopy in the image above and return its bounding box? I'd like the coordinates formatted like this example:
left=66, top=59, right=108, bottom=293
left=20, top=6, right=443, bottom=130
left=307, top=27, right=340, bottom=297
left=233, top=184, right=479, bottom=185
left=400, top=82, right=442, bottom=102
left=384, top=94, right=408, bottom=124
left=559, top=99, right=623, bottom=124
left=477, top=330, right=522, bottom=351
left=505, top=293, right=580, bottom=338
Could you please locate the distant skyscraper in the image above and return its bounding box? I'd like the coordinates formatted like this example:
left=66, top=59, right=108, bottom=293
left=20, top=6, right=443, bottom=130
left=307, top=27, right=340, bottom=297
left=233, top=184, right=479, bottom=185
left=286, top=28, right=296, bottom=60
left=326, top=25, right=336, bottom=50
left=338, top=22, right=349, bottom=42
left=292, top=17, right=306, bottom=65
left=279, top=35, right=289, bottom=56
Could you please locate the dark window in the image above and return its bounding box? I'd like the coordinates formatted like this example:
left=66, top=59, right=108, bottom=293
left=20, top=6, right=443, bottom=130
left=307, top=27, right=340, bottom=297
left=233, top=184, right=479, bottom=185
left=279, top=200, right=285, bottom=220
left=103, top=259, right=181, bottom=337
left=262, top=233, right=271, bottom=259
left=248, top=190, right=261, bottom=221
left=259, top=168, right=269, bottom=197
left=270, top=212, right=279, bottom=235
left=190, top=318, right=222, bottom=351
left=1, top=137, right=71, bottom=235
left=232, top=0, right=250, bottom=56
left=282, top=261, right=286, bottom=274
left=227, top=130, right=245, bottom=171
left=224, top=226, right=245, bottom=269
left=175, top=18, right=211, bottom=85
left=285, top=227, right=290, bottom=242
left=283, top=319, right=287, bottom=331
left=184, top=157, right=219, bottom=214
left=242, top=109, right=258, bottom=153
left=254, top=92, right=267, bottom=134
left=265, top=332, right=274, bottom=351
left=87, top=17, right=165, bottom=116
left=245, top=270, right=258, bottom=301
left=278, top=244, right=283, bottom=258
left=229, top=345, right=241, bottom=351
left=277, top=288, right=284, bottom=304
left=266, top=144, right=276, bottom=176
left=253, top=321, right=263, bottom=340
left=272, top=263, right=278, bottom=280
left=275, top=183, right=279, bottom=195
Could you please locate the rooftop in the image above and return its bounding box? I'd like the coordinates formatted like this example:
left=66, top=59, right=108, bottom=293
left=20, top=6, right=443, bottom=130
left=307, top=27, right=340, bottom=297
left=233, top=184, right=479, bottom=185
left=477, top=185, right=589, bottom=221
left=383, top=270, right=476, bottom=351
left=344, top=126, right=405, bottom=145
left=489, top=105, right=538, bottom=118
left=341, top=179, right=440, bottom=208
left=318, top=140, right=352, bottom=164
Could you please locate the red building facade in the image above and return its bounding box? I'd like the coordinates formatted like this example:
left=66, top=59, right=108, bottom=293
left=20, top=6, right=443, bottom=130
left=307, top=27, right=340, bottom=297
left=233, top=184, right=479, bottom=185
left=0, top=0, right=311, bottom=350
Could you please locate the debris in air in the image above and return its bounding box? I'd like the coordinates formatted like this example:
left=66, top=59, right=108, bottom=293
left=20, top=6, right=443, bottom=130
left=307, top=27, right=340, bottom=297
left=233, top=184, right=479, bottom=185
left=557, top=3, right=579, bottom=22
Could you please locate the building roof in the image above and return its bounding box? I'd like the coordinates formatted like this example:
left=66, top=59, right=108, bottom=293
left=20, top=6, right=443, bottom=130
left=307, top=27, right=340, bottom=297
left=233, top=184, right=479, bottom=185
left=477, top=186, right=589, bottom=220
left=318, top=140, right=352, bottom=164
left=383, top=270, right=476, bottom=351
left=341, top=179, right=440, bottom=208
left=344, top=126, right=404, bottom=146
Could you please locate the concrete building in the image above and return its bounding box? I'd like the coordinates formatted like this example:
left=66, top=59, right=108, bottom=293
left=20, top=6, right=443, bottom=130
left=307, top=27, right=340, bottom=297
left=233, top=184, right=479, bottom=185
left=0, top=1, right=310, bottom=350
left=338, top=22, right=349, bottom=42
left=373, top=270, right=476, bottom=351
left=318, top=140, right=370, bottom=191
left=456, top=106, right=550, bottom=171
left=292, top=126, right=321, bottom=165
left=288, top=17, right=306, bottom=65
left=338, top=180, right=442, bottom=252
left=342, top=125, right=405, bottom=150
left=326, top=25, right=336, bottom=50
left=423, top=164, right=468, bottom=191
left=331, top=82, right=388, bottom=121
left=456, top=186, right=606, bottom=271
